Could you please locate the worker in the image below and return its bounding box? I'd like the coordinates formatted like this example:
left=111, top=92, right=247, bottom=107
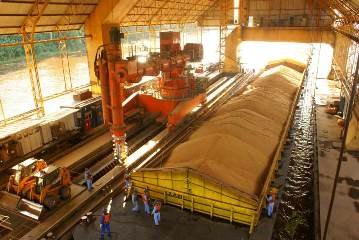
left=99, top=209, right=111, bottom=240
left=141, top=188, right=150, bottom=215
left=132, top=188, right=140, bottom=212
left=151, top=200, right=161, bottom=225
left=84, top=168, right=93, bottom=191
left=124, top=172, right=131, bottom=200
left=266, top=194, right=274, bottom=217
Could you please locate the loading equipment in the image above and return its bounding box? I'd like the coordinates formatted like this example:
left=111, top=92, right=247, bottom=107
left=0, top=161, right=71, bottom=220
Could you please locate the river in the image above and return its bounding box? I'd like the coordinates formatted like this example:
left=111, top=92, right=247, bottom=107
left=0, top=55, right=90, bottom=121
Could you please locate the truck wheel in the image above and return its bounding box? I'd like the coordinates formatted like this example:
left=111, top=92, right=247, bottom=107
left=44, top=196, right=57, bottom=210
left=60, top=186, right=71, bottom=200
left=21, top=188, right=31, bottom=199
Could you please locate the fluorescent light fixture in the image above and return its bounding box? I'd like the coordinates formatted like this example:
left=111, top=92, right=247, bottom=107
left=333, top=9, right=343, bottom=18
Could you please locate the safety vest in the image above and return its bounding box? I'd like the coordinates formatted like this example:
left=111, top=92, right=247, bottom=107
left=103, top=214, right=111, bottom=224
left=85, top=172, right=92, bottom=180
left=142, top=193, right=148, bottom=203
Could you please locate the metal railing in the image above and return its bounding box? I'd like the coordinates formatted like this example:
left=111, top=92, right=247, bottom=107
left=0, top=99, right=6, bottom=126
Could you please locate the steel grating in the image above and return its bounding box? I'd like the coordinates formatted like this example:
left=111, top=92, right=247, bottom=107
left=0, top=0, right=98, bottom=34
left=118, top=0, right=219, bottom=26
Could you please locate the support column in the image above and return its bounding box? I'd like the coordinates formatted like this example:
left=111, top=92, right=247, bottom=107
left=149, top=29, right=157, bottom=52
left=22, top=33, right=45, bottom=117
left=20, top=0, right=49, bottom=117
left=58, top=39, right=73, bottom=90
left=84, top=0, right=137, bottom=94
left=224, top=27, right=241, bottom=73
left=219, top=0, right=228, bottom=71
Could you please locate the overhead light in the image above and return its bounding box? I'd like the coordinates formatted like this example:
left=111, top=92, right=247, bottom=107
left=234, top=0, right=240, bottom=24
left=333, top=9, right=343, bottom=18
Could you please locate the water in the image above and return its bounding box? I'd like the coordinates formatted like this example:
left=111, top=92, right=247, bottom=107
left=0, top=55, right=90, bottom=121
left=273, top=56, right=317, bottom=240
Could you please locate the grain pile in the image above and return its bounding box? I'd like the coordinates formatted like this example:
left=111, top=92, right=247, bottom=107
left=266, top=58, right=306, bottom=73
left=164, top=65, right=303, bottom=197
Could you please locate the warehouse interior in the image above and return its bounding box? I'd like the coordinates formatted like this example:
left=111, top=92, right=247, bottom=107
left=0, top=0, right=358, bottom=239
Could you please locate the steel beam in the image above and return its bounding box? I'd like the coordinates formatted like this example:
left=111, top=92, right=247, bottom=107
left=1, top=0, right=97, bottom=6
left=119, top=0, right=218, bottom=26
left=241, top=26, right=336, bottom=45
left=20, top=0, right=49, bottom=117
left=53, top=1, right=91, bottom=91
left=0, top=23, right=83, bottom=29
left=219, top=0, right=228, bottom=71
left=0, top=35, right=91, bottom=48
left=0, top=13, right=89, bottom=17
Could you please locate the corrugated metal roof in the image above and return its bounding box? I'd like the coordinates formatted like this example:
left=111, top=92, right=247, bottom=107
left=0, top=0, right=359, bottom=36
left=0, top=0, right=98, bottom=35
left=118, top=0, right=219, bottom=27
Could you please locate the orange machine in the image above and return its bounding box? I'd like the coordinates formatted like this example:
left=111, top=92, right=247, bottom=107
left=95, top=29, right=160, bottom=161
left=7, top=158, right=47, bottom=197
left=95, top=28, right=206, bottom=162
left=139, top=31, right=206, bottom=128
left=12, top=165, right=72, bottom=220
left=29, top=165, right=72, bottom=207
left=0, top=161, right=71, bottom=220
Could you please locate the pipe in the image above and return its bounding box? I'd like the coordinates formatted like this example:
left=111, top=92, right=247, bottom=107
left=106, top=42, right=127, bottom=162
left=98, top=54, right=112, bottom=125
left=108, top=59, right=124, bottom=139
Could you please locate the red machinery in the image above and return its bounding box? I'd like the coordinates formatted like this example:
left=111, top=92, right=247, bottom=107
left=139, top=32, right=206, bottom=128
left=95, top=28, right=206, bottom=162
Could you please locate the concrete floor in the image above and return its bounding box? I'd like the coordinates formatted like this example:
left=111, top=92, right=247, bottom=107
left=316, top=106, right=359, bottom=240
left=73, top=193, right=251, bottom=240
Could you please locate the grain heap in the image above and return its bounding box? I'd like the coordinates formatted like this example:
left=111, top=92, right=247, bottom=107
left=266, top=58, right=306, bottom=73
left=164, top=65, right=303, bottom=198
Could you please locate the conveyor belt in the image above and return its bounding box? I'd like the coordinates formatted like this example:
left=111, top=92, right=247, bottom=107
left=54, top=132, right=112, bottom=169
left=72, top=123, right=165, bottom=184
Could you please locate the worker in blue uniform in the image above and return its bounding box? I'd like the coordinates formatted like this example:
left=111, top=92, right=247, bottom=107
left=100, top=209, right=111, bottom=240
left=84, top=168, right=93, bottom=191
left=266, top=194, right=274, bottom=217
left=141, top=188, right=150, bottom=215
left=132, top=188, right=140, bottom=212
left=124, top=172, right=131, bottom=201
left=151, top=200, right=161, bottom=225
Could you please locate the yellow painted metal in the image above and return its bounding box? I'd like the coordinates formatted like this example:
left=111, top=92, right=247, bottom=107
left=0, top=100, right=6, bottom=126
left=224, top=26, right=241, bottom=73
left=20, top=0, right=49, bottom=118
left=132, top=66, right=306, bottom=233
left=132, top=168, right=259, bottom=227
